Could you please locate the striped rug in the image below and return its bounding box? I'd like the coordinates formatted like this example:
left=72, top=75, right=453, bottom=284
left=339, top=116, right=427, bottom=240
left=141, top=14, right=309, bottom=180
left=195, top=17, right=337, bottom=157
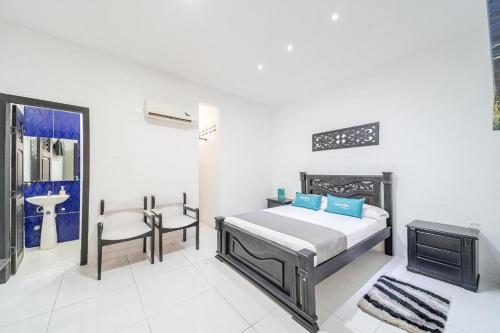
left=358, top=275, right=451, bottom=333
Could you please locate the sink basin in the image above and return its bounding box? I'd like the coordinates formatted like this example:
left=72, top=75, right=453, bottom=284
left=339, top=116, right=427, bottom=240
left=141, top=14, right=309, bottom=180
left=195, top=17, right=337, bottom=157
left=26, top=194, right=69, bottom=206
left=26, top=194, right=70, bottom=250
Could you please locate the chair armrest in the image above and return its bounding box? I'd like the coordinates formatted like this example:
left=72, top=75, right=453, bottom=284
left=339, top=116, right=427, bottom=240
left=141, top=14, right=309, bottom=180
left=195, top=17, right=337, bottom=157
left=144, top=210, right=155, bottom=219
left=143, top=210, right=155, bottom=227
left=183, top=205, right=198, bottom=213
left=184, top=205, right=199, bottom=220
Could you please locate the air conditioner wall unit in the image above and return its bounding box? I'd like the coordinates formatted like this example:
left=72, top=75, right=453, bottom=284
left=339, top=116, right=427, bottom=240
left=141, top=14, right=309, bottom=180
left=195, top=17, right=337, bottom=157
left=144, top=99, right=193, bottom=125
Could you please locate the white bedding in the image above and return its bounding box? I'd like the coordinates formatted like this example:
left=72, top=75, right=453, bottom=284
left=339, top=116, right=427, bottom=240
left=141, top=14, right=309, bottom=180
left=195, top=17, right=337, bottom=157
left=225, top=205, right=386, bottom=266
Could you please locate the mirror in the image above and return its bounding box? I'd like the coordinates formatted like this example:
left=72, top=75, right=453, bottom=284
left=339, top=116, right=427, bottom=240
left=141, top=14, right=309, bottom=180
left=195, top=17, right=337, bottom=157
left=23, top=136, right=79, bottom=182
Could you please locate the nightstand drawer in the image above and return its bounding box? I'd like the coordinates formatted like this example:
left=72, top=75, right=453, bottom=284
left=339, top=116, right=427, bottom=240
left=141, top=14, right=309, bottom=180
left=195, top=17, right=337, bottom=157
left=416, top=256, right=462, bottom=282
left=268, top=201, right=284, bottom=208
left=416, top=244, right=461, bottom=267
left=416, top=231, right=461, bottom=253
left=267, top=198, right=293, bottom=209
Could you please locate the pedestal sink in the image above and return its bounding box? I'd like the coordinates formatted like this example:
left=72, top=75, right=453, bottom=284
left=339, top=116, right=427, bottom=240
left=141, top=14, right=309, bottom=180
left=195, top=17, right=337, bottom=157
left=26, top=194, right=69, bottom=250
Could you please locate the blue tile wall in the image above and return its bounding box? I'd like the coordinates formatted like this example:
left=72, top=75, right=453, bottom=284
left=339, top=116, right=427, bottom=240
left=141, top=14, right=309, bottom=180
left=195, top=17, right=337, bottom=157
left=25, top=216, right=42, bottom=248
left=56, top=212, right=80, bottom=243
left=23, top=107, right=81, bottom=247
left=54, top=111, right=80, bottom=140
left=54, top=181, right=80, bottom=214
left=24, top=107, right=54, bottom=137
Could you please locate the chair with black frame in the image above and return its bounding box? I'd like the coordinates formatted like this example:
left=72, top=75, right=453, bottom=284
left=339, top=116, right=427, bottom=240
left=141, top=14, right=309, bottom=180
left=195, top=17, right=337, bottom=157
left=147, top=193, right=199, bottom=262
left=97, top=197, right=154, bottom=280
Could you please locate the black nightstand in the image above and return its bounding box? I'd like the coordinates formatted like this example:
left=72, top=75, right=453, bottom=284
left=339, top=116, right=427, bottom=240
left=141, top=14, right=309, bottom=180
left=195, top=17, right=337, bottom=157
left=267, top=197, right=293, bottom=208
left=407, top=220, right=479, bottom=292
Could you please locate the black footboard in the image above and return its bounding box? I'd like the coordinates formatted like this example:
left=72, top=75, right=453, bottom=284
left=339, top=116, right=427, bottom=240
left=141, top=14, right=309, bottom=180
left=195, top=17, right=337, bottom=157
left=215, top=217, right=319, bottom=333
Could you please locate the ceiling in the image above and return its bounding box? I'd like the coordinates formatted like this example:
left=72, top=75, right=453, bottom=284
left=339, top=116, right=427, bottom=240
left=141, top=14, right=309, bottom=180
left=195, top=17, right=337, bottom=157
left=0, top=0, right=483, bottom=106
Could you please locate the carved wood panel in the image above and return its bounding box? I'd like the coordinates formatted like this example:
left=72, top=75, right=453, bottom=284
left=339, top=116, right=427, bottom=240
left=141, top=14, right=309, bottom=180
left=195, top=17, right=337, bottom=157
left=230, top=237, right=285, bottom=288
left=311, top=178, right=375, bottom=194
left=312, top=122, right=379, bottom=151
left=309, top=177, right=379, bottom=205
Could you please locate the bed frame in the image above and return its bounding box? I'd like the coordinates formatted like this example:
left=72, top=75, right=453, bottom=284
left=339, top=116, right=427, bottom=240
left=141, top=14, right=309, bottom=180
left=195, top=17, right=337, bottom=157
left=215, top=172, right=393, bottom=332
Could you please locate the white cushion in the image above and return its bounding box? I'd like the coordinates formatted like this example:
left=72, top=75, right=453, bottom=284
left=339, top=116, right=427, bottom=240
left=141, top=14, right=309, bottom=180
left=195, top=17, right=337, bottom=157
left=101, top=211, right=151, bottom=240
left=363, top=204, right=389, bottom=220
left=157, top=214, right=197, bottom=229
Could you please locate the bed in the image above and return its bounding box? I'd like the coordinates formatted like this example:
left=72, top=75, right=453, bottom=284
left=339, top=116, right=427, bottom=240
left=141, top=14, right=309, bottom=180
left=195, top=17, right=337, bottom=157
left=215, top=172, right=393, bottom=332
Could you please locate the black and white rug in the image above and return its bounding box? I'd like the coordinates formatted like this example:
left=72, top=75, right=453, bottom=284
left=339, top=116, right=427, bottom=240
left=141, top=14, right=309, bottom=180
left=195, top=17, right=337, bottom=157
left=358, top=275, right=451, bottom=333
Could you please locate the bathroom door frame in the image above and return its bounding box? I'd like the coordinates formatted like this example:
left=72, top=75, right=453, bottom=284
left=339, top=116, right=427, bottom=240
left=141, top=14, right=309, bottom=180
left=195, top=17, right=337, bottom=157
left=0, top=93, right=90, bottom=282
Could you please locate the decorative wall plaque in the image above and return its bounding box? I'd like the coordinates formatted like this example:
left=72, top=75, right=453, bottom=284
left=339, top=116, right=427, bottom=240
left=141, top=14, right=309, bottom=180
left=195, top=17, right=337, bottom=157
left=312, top=122, right=379, bottom=151
left=487, top=0, right=500, bottom=130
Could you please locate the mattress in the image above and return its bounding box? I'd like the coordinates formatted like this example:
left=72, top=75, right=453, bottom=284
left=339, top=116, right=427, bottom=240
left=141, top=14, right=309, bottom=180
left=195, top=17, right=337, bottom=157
left=225, top=205, right=387, bottom=266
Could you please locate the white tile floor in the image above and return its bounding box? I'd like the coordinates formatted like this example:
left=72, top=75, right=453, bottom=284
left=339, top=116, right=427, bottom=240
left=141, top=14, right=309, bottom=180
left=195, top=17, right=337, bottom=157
left=0, top=224, right=498, bottom=333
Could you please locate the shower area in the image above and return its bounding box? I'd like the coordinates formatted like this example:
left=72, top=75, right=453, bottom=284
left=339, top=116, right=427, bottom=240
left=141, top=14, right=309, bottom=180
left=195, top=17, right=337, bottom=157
left=0, top=94, right=89, bottom=283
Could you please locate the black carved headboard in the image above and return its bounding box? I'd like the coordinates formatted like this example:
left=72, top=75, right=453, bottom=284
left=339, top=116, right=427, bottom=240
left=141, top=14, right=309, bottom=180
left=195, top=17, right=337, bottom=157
left=299, top=172, right=393, bottom=226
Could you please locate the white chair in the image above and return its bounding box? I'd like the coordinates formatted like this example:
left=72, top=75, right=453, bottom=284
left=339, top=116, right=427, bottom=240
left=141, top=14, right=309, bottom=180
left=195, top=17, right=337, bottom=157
left=97, top=197, right=154, bottom=280
left=147, top=193, right=199, bottom=262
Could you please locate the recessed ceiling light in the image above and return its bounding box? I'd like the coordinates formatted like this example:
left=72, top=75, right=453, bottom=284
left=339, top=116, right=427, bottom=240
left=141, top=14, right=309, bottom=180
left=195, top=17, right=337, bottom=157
left=286, top=43, right=294, bottom=52
left=257, top=64, right=264, bottom=71
left=331, top=12, right=339, bottom=21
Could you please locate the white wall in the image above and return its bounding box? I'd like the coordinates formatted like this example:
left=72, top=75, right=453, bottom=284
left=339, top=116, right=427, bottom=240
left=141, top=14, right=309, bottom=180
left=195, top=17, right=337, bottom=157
left=0, top=20, right=273, bottom=257
left=199, top=105, right=220, bottom=225
left=218, top=99, right=274, bottom=217
left=272, top=26, right=500, bottom=281
left=198, top=99, right=274, bottom=225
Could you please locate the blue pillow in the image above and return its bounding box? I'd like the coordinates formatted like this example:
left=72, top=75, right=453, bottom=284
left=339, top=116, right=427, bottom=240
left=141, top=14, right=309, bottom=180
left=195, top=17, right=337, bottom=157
left=325, top=195, right=365, bottom=218
left=292, top=192, right=322, bottom=211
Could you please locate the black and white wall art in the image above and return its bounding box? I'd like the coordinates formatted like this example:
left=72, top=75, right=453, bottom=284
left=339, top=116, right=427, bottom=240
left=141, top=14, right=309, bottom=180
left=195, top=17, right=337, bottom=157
left=488, top=0, right=500, bottom=130
left=312, top=122, right=379, bottom=151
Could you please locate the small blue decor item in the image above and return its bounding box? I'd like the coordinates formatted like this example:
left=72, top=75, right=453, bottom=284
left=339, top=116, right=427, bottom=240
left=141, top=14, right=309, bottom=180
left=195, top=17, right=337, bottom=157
left=292, top=192, right=322, bottom=211
left=277, top=188, right=285, bottom=201
left=325, top=195, right=365, bottom=218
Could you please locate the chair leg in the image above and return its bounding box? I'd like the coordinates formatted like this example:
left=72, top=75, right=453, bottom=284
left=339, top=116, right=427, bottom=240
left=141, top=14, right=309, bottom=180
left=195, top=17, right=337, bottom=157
left=183, top=228, right=186, bottom=242
left=143, top=237, right=147, bottom=253
left=97, top=223, right=103, bottom=281
left=159, top=230, right=163, bottom=262
left=195, top=223, right=199, bottom=250
left=150, top=231, right=155, bottom=264
left=97, top=242, right=103, bottom=281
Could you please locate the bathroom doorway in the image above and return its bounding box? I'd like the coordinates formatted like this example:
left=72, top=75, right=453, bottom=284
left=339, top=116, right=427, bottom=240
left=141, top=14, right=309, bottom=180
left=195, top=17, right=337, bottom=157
left=198, top=104, right=220, bottom=227
left=0, top=94, right=89, bottom=284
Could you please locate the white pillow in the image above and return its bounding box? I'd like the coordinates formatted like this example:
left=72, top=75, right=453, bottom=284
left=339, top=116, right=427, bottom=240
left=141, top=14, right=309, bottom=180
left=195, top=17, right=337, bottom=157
left=363, top=204, right=389, bottom=220
left=320, top=196, right=328, bottom=210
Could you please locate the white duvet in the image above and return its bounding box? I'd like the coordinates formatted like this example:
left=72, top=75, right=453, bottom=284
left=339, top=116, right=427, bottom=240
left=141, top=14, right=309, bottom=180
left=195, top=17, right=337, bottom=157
left=225, top=205, right=387, bottom=266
